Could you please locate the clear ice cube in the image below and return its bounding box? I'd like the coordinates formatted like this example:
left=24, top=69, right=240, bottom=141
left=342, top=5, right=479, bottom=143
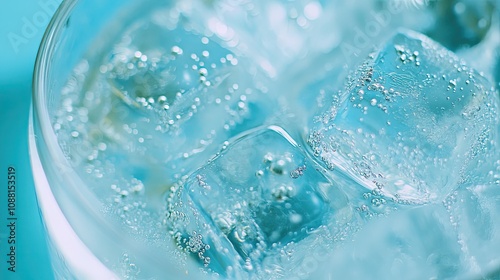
left=55, top=15, right=274, bottom=187
left=164, top=126, right=353, bottom=278
left=308, top=29, right=500, bottom=204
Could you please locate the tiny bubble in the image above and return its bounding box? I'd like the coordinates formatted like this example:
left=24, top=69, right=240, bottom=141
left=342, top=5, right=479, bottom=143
left=171, top=46, right=183, bottom=55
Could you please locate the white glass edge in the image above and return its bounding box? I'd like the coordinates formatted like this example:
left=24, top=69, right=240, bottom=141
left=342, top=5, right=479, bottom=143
left=28, top=107, right=119, bottom=280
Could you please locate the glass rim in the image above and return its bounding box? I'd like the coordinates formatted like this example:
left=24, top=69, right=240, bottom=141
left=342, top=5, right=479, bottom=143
left=32, top=0, right=78, bottom=158
left=29, top=1, right=118, bottom=278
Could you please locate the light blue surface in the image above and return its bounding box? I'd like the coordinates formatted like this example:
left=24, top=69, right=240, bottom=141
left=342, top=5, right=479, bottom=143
left=0, top=1, right=61, bottom=279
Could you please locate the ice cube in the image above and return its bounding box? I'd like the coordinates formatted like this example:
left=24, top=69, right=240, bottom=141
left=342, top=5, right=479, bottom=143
left=309, top=160, right=500, bottom=279
left=442, top=152, right=500, bottom=277
left=445, top=187, right=500, bottom=276
left=164, top=126, right=353, bottom=278
left=308, top=29, right=500, bottom=204
left=308, top=203, right=465, bottom=280
left=184, top=0, right=343, bottom=77
left=185, top=0, right=434, bottom=78
left=57, top=14, right=275, bottom=186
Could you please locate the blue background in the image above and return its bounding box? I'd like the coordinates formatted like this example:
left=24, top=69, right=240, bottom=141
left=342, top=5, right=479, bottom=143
left=0, top=0, right=62, bottom=279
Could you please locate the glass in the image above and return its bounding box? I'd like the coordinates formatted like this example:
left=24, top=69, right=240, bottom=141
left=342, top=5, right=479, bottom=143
left=31, top=0, right=500, bottom=279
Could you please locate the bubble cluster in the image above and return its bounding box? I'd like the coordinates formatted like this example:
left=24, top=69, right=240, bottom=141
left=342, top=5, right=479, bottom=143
left=394, top=44, right=421, bottom=66
left=120, top=253, right=140, bottom=279
left=173, top=231, right=212, bottom=267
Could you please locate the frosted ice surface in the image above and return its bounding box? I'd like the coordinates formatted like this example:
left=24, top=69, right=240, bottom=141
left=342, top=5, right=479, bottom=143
left=308, top=204, right=464, bottom=279
left=309, top=159, right=500, bottom=280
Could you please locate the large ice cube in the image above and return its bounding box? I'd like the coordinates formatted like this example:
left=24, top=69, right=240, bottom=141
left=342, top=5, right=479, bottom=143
left=55, top=14, right=274, bottom=189
left=308, top=30, right=500, bottom=204
left=164, top=126, right=353, bottom=278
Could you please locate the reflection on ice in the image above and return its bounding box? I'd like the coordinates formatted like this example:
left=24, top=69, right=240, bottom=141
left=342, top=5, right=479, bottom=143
left=308, top=30, right=500, bottom=204
left=164, top=126, right=355, bottom=278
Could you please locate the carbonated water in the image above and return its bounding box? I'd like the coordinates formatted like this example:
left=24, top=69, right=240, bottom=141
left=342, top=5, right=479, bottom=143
left=52, top=0, right=500, bottom=279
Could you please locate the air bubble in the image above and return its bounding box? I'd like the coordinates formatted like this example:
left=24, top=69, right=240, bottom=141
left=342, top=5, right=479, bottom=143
left=199, top=68, right=208, bottom=76
left=289, top=213, right=303, bottom=224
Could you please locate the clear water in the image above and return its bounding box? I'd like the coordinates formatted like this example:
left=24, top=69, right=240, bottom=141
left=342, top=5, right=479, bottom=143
left=52, top=0, right=500, bottom=279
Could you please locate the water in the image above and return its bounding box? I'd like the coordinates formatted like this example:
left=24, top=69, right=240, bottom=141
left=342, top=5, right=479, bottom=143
left=51, top=0, right=500, bottom=279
